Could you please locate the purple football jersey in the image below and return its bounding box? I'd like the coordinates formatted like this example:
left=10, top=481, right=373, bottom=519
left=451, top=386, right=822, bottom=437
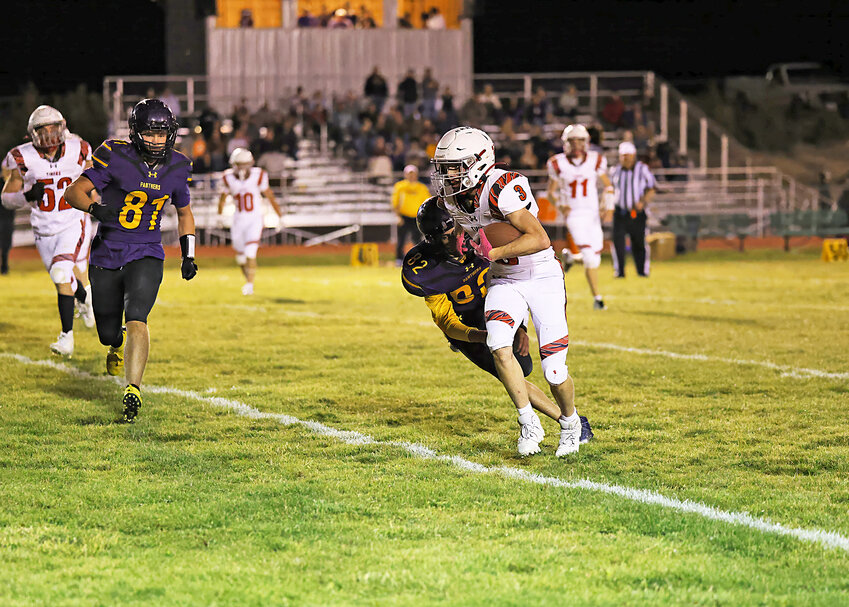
left=84, top=139, right=192, bottom=269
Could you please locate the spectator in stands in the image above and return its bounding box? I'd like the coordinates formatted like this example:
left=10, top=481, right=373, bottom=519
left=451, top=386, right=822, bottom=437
left=159, top=87, right=181, bottom=118
left=391, top=165, right=430, bottom=265
left=476, top=84, right=503, bottom=122
left=328, top=8, right=353, bottom=28
left=199, top=106, right=220, bottom=138
left=602, top=94, right=625, bottom=128
left=404, top=139, right=429, bottom=173
left=440, top=86, right=457, bottom=124
left=357, top=6, right=377, bottom=28
left=367, top=137, right=394, bottom=183
left=587, top=123, right=604, bottom=153
left=276, top=116, right=299, bottom=160
left=425, top=7, right=446, bottom=29
left=227, top=126, right=250, bottom=155
left=398, top=12, right=414, bottom=28
left=459, top=95, right=486, bottom=127
left=239, top=8, right=254, bottom=27
left=558, top=85, right=579, bottom=118
left=389, top=136, right=408, bottom=172
left=297, top=9, right=319, bottom=27
left=517, top=141, right=541, bottom=170
left=525, top=87, right=549, bottom=126
left=364, top=67, right=388, bottom=114
left=191, top=133, right=211, bottom=174
left=421, top=68, right=440, bottom=120
left=207, top=130, right=228, bottom=172
left=398, top=69, right=419, bottom=118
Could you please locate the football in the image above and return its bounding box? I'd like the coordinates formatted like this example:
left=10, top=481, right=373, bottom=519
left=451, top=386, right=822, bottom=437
left=483, top=222, right=522, bottom=247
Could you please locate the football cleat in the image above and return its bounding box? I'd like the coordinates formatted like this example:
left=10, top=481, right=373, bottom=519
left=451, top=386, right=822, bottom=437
left=517, top=413, right=545, bottom=456
left=50, top=331, right=74, bottom=357
left=77, top=297, right=95, bottom=328
left=579, top=415, right=594, bottom=444
left=122, top=385, right=142, bottom=423
left=106, top=327, right=126, bottom=376
left=593, top=298, right=607, bottom=311
left=241, top=282, right=254, bottom=296
left=556, top=415, right=582, bottom=457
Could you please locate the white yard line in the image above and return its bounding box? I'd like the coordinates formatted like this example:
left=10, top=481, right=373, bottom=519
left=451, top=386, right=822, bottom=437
left=3, top=351, right=849, bottom=554
left=603, top=294, right=849, bottom=313
left=573, top=341, right=849, bottom=381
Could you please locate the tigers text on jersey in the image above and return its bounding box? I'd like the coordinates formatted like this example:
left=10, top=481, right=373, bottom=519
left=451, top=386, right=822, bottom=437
left=221, top=167, right=268, bottom=219
left=83, top=139, right=192, bottom=269
left=5, top=139, right=91, bottom=237
left=547, top=151, right=607, bottom=214
left=443, top=168, right=558, bottom=279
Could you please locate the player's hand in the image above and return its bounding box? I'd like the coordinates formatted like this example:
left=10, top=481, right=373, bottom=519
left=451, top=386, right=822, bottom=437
left=23, top=181, right=45, bottom=203
left=513, top=328, right=530, bottom=357
left=471, top=230, right=493, bottom=261
left=88, top=203, right=119, bottom=223
left=181, top=257, right=198, bottom=281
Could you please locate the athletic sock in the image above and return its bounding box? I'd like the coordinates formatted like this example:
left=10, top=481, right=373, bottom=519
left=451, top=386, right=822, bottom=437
left=558, top=411, right=579, bottom=429
left=74, top=282, right=87, bottom=303
left=517, top=404, right=535, bottom=424
left=58, top=294, right=75, bottom=333
left=594, top=295, right=603, bottom=301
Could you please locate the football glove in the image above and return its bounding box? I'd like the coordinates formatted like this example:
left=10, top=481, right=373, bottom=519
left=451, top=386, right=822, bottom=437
left=23, top=181, right=45, bottom=203
left=88, top=202, right=119, bottom=223
left=181, top=257, right=198, bottom=281
left=470, top=229, right=493, bottom=261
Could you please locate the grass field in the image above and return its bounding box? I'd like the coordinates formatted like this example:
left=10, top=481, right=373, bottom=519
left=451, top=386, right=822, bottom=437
left=1, top=246, right=848, bottom=606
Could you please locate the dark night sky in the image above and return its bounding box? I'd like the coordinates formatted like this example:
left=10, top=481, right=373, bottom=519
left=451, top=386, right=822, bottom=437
left=2, top=0, right=846, bottom=96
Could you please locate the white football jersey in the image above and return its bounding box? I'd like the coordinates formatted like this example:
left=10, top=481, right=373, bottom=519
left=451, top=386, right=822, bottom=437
left=547, top=150, right=607, bottom=214
left=221, top=167, right=268, bottom=219
left=5, top=139, right=91, bottom=237
left=444, top=168, right=558, bottom=279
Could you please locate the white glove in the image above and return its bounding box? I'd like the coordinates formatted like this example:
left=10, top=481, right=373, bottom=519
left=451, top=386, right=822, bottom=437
left=601, top=187, right=616, bottom=212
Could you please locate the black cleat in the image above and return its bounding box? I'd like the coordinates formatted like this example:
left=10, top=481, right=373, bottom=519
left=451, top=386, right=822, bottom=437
left=122, top=385, right=142, bottom=423
left=593, top=298, right=607, bottom=311
left=579, top=415, right=594, bottom=444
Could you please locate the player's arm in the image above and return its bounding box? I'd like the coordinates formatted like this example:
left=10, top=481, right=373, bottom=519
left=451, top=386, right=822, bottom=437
left=599, top=172, right=615, bottom=222
left=1, top=169, right=31, bottom=209
left=424, top=294, right=487, bottom=343
left=488, top=208, right=551, bottom=261
left=263, top=187, right=283, bottom=216
left=177, top=204, right=198, bottom=281
left=64, top=175, right=116, bottom=222
left=217, top=192, right=228, bottom=214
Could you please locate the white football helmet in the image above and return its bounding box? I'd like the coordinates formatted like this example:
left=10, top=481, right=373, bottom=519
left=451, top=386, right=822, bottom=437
left=229, top=147, right=254, bottom=168
left=27, top=105, right=66, bottom=149
left=561, top=123, right=589, bottom=156
left=431, top=126, right=495, bottom=199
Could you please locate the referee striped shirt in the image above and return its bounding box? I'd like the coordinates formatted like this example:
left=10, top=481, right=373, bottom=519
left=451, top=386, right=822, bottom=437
left=611, top=161, right=656, bottom=211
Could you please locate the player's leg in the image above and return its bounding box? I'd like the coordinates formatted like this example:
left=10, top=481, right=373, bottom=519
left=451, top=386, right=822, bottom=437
left=631, top=212, right=650, bottom=276
left=231, top=220, right=250, bottom=285
left=583, top=216, right=606, bottom=308
left=485, top=282, right=544, bottom=455
left=241, top=223, right=261, bottom=295
left=38, top=232, right=79, bottom=355
left=524, top=275, right=581, bottom=456
left=89, top=264, right=127, bottom=378
left=611, top=211, right=627, bottom=278
left=72, top=216, right=94, bottom=328
left=121, top=257, right=164, bottom=422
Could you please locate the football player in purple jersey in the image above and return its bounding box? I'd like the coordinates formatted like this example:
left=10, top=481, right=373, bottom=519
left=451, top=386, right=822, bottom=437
left=401, top=197, right=593, bottom=448
left=65, top=99, right=197, bottom=422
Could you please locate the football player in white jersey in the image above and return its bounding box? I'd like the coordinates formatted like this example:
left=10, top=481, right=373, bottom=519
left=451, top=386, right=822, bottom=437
left=547, top=124, right=615, bottom=310
left=1, top=105, right=95, bottom=356
left=432, top=126, right=584, bottom=457
left=217, top=148, right=282, bottom=295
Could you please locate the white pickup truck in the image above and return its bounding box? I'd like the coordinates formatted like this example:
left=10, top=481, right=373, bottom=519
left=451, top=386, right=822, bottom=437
left=725, top=62, right=849, bottom=109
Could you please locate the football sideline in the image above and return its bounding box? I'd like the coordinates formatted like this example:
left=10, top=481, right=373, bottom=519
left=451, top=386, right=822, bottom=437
left=4, top=350, right=849, bottom=555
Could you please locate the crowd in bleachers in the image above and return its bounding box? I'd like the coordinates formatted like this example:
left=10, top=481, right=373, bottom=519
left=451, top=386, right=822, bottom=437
left=172, top=70, right=690, bottom=182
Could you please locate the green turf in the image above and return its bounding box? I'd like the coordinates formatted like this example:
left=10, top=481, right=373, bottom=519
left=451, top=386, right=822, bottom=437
left=1, top=247, right=847, bottom=605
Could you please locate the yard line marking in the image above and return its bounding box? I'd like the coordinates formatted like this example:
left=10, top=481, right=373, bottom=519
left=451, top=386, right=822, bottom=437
left=573, top=341, right=849, bottom=381
left=604, top=294, right=849, bottom=313
left=4, top=352, right=849, bottom=554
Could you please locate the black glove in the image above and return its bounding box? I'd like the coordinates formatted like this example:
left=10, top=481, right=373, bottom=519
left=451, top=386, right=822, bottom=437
left=181, top=257, right=198, bottom=281
left=88, top=203, right=119, bottom=223
left=23, top=181, right=45, bottom=202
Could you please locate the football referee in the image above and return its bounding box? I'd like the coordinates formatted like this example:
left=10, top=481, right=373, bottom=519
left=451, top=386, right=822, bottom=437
left=610, top=141, right=656, bottom=277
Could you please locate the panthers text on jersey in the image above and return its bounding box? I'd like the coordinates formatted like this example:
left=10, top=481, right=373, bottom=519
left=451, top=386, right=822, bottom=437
left=5, top=139, right=91, bottom=237
left=83, top=139, right=192, bottom=269
left=220, top=167, right=269, bottom=220
left=442, top=168, right=558, bottom=279
left=547, top=150, right=608, bottom=215
left=401, top=242, right=490, bottom=339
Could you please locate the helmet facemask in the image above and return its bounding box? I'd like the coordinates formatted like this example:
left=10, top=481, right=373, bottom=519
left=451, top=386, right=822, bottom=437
left=31, top=121, right=66, bottom=150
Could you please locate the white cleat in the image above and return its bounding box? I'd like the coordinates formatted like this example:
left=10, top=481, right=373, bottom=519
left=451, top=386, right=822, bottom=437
left=50, top=331, right=74, bottom=357
left=77, top=298, right=95, bottom=328
left=241, top=283, right=254, bottom=296
left=556, top=416, right=582, bottom=457
left=517, top=413, right=545, bottom=456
